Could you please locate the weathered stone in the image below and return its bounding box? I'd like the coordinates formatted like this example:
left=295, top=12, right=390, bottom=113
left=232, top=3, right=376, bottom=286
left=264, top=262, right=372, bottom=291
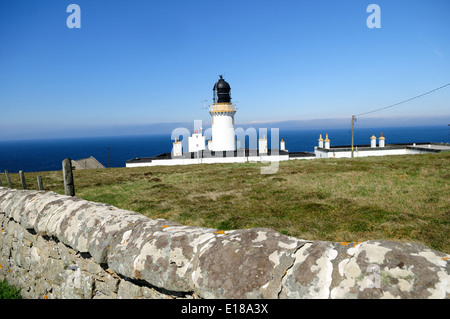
left=42, top=258, right=66, bottom=285
left=87, top=209, right=146, bottom=264
left=34, top=196, right=76, bottom=237
left=57, top=241, right=78, bottom=266
left=54, top=267, right=94, bottom=299
left=117, top=278, right=142, bottom=299
left=108, top=222, right=213, bottom=292
left=0, top=187, right=449, bottom=299
left=0, top=189, right=33, bottom=221
left=141, top=286, right=172, bottom=299
left=94, top=273, right=120, bottom=296
left=193, top=227, right=308, bottom=298
left=93, top=290, right=117, bottom=299
left=330, top=240, right=450, bottom=299
left=280, top=241, right=347, bottom=298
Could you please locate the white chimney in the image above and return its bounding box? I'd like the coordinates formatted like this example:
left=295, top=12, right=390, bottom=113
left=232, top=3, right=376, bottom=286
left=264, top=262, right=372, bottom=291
left=379, top=132, right=385, bottom=148
left=280, top=139, right=286, bottom=151
left=324, top=133, right=330, bottom=149
left=208, top=140, right=213, bottom=150
left=259, top=134, right=268, bottom=154
left=370, top=135, right=377, bottom=148
left=172, top=138, right=183, bottom=157
left=318, top=134, right=324, bottom=148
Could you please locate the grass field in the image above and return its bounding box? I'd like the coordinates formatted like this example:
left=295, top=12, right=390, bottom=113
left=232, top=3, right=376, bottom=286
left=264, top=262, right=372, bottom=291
left=3, top=152, right=449, bottom=254
left=0, top=281, right=21, bottom=299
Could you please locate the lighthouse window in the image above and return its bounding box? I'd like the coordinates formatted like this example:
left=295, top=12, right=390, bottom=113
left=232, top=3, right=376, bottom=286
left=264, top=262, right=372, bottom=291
left=213, top=91, right=218, bottom=104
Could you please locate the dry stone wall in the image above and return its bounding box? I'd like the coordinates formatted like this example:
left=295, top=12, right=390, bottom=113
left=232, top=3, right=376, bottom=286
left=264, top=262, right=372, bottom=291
left=0, top=187, right=449, bottom=299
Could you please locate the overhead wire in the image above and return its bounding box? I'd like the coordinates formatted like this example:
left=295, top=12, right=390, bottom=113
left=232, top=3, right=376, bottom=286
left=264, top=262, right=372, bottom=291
left=355, top=82, right=450, bottom=117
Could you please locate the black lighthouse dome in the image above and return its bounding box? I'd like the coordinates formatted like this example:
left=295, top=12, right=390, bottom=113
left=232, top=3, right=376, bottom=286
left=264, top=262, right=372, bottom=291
left=213, top=75, right=231, bottom=103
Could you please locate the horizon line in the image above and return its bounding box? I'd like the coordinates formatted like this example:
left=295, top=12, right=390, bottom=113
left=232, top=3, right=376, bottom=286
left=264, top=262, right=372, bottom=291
left=1, top=117, right=449, bottom=142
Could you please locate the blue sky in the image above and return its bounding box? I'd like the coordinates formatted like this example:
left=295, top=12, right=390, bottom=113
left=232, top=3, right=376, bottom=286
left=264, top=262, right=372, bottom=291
left=1, top=0, right=449, bottom=140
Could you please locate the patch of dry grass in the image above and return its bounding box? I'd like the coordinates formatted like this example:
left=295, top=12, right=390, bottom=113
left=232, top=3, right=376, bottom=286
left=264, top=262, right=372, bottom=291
left=3, top=152, right=449, bottom=253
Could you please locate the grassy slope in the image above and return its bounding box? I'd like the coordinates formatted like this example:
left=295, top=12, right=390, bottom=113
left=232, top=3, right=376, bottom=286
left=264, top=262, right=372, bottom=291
left=5, top=152, right=450, bottom=253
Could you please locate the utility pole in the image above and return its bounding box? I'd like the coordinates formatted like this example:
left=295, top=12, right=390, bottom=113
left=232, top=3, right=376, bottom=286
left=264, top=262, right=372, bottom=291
left=351, top=115, right=355, bottom=158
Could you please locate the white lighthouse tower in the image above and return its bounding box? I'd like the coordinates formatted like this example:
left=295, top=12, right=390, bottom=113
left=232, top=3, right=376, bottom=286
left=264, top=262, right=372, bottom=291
left=209, top=75, right=236, bottom=152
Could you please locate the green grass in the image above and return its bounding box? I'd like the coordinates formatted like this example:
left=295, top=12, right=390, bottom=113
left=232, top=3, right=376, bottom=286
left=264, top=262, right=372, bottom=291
left=3, top=152, right=450, bottom=253
left=0, top=281, right=22, bottom=299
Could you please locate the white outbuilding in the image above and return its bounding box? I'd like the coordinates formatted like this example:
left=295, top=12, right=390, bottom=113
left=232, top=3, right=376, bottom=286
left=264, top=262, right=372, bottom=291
left=188, top=130, right=206, bottom=153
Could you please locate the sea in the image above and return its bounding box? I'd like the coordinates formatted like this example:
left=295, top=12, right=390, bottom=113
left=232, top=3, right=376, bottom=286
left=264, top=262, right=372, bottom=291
left=0, top=126, right=448, bottom=173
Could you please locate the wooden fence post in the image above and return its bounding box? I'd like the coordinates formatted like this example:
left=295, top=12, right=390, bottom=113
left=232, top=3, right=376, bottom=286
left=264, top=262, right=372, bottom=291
left=19, top=170, right=27, bottom=190
left=62, top=158, right=75, bottom=196
left=4, top=170, right=13, bottom=188
left=37, top=175, right=44, bottom=191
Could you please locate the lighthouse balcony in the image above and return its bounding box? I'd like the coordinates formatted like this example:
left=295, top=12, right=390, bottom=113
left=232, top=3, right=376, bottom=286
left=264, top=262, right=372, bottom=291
left=209, top=103, right=236, bottom=113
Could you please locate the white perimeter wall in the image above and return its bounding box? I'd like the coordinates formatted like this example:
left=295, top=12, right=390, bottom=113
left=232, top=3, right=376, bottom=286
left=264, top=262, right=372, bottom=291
left=314, top=148, right=427, bottom=159
left=126, top=155, right=294, bottom=167
left=127, top=148, right=433, bottom=168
